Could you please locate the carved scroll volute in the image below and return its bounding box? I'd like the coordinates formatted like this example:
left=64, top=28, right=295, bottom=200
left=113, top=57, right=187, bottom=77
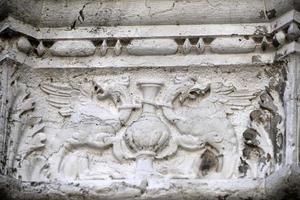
left=124, top=81, right=171, bottom=176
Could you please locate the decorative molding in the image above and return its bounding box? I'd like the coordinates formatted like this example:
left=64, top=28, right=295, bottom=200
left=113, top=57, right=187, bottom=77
left=0, top=51, right=276, bottom=69
left=1, top=9, right=299, bottom=40
left=0, top=10, right=299, bottom=69
left=0, top=10, right=300, bottom=40
left=0, top=16, right=271, bottom=40
left=0, top=5, right=300, bottom=199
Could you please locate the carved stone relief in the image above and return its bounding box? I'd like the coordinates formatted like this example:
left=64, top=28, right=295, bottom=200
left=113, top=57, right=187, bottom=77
left=241, top=69, right=285, bottom=178
left=2, top=1, right=300, bottom=199
left=3, top=65, right=285, bottom=183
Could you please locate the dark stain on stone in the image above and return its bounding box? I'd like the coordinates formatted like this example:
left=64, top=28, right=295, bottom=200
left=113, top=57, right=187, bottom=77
left=259, top=91, right=277, bottom=113
left=203, top=37, right=215, bottom=44
left=266, top=9, right=276, bottom=20
left=243, top=128, right=259, bottom=142
left=43, top=41, right=54, bottom=48
left=218, top=194, right=229, bottom=200
left=200, top=149, right=218, bottom=176
left=252, top=55, right=262, bottom=63
left=252, top=36, right=263, bottom=44
left=78, top=5, right=86, bottom=23
left=250, top=110, right=263, bottom=122
left=238, top=157, right=249, bottom=177
left=254, top=26, right=268, bottom=36
left=261, top=40, right=268, bottom=51
left=259, top=9, right=276, bottom=20
left=70, top=20, right=76, bottom=30
left=259, top=10, right=265, bottom=19
left=70, top=3, right=89, bottom=29
left=0, top=28, right=21, bottom=38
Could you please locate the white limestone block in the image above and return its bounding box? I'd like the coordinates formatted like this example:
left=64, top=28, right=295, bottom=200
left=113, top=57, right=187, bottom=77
left=127, top=39, right=178, bottom=55
left=49, top=40, right=96, bottom=57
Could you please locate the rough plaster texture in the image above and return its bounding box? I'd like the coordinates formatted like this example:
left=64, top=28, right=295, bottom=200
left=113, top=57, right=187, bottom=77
left=0, top=0, right=300, bottom=200
left=5, top=0, right=297, bottom=27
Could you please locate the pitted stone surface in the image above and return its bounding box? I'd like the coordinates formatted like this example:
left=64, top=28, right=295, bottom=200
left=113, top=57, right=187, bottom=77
left=127, top=39, right=178, bottom=55
left=1, top=1, right=300, bottom=200
left=3, top=66, right=285, bottom=182
left=50, top=40, right=96, bottom=57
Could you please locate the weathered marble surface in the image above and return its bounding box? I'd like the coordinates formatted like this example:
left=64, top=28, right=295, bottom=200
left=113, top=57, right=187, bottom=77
left=6, top=0, right=295, bottom=27
left=3, top=65, right=284, bottom=183
left=1, top=1, right=300, bottom=200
